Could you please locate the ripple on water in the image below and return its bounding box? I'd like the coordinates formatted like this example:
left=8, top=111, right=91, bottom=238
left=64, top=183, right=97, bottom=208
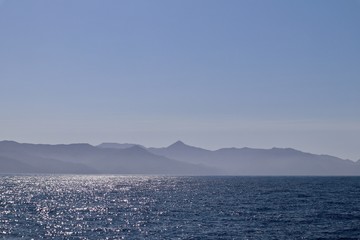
left=0, top=175, right=360, bottom=239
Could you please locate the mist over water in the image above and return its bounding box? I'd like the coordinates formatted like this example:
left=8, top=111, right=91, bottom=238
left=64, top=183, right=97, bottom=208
left=1, top=175, right=359, bottom=239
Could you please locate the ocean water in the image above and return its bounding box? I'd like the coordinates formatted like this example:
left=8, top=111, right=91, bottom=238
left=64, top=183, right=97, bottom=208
left=0, top=175, right=359, bottom=239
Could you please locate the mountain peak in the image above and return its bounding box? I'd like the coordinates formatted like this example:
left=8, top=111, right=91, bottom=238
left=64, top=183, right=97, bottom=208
left=119, top=145, right=146, bottom=155
left=168, top=140, right=187, bottom=148
left=127, top=145, right=147, bottom=151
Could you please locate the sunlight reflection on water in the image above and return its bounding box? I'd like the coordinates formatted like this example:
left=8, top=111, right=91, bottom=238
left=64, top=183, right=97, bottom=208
left=1, top=175, right=360, bottom=239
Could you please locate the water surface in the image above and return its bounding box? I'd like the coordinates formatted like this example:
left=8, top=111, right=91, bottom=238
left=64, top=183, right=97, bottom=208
left=1, top=175, right=359, bottom=239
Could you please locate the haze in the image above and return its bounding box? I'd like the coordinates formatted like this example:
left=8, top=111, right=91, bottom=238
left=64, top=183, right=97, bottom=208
left=0, top=0, right=359, bottom=160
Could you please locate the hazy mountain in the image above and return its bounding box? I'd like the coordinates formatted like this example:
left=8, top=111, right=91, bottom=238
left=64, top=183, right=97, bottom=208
left=0, top=141, right=97, bottom=174
left=1, top=140, right=359, bottom=175
left=148, top=141, right=214, bottom=165
left=148, top=141, right=360, bottom=176
left=0, top=153, right=97, bottom=174
left=0, top=141, right=215, bottom=175
left=0, top=155, right=36, bottom=173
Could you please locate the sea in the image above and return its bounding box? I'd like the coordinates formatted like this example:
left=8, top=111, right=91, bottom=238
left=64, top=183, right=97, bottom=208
left=1, top=175, right=359, bottom=239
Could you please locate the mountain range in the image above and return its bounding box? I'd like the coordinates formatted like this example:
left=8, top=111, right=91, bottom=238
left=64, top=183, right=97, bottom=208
left=0, top=140, right=359, bottom=175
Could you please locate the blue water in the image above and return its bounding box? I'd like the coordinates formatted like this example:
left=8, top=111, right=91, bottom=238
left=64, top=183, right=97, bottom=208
left=1, top=176, right=360, bottom=239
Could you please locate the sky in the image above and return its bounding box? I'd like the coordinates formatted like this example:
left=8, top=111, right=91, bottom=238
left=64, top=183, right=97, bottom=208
left=0, top=0, right=359, bottom=160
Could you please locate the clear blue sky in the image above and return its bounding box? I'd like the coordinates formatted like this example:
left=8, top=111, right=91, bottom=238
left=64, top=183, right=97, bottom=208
left=0, top=0, right=359, bottom=160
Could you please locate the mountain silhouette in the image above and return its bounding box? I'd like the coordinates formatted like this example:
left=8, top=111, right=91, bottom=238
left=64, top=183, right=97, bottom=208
left=1, top=140, right=359, bottom=175
left=0, top=141, right=216, bottom=175
left=148, top=141, right=360, bottom=176
left=149, top=141, right=213, bottom=165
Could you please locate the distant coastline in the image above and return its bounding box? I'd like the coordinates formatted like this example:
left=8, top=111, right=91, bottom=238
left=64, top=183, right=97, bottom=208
left=1, top=140, right=359, bottom=176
